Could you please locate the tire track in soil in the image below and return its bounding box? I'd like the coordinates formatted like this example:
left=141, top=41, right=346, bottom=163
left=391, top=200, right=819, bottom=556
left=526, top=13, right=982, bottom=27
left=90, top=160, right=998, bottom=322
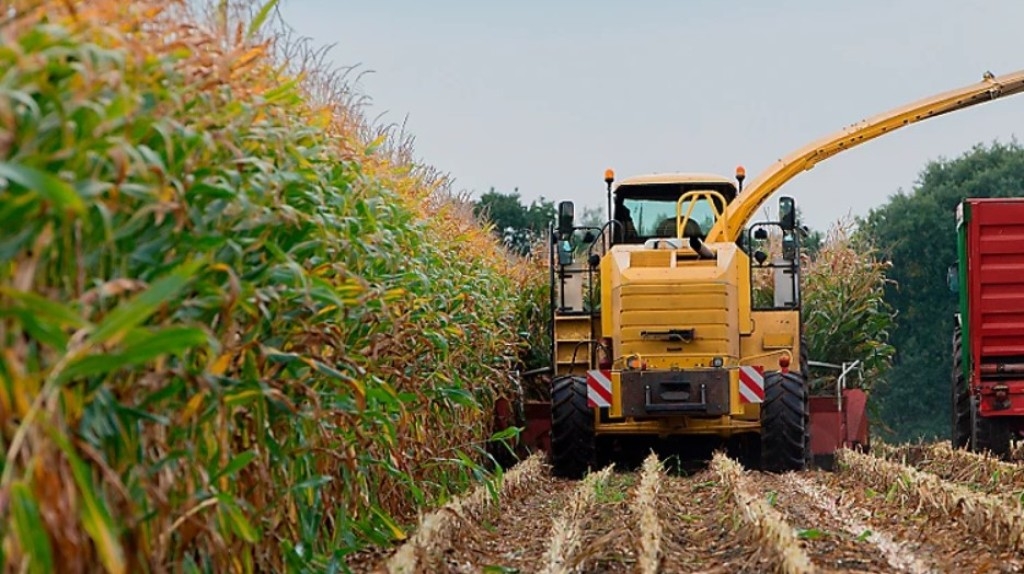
left=657, top=471, right=771, bottom=573
left=437, top=471, right=576, bottom=573
left=574, top=472, right=638, bottom=574
left=822, top=468, right=1024, bottom=573
left=750, top=471, right=920, bottom=573
left=432, top=466, right=633, bottom=573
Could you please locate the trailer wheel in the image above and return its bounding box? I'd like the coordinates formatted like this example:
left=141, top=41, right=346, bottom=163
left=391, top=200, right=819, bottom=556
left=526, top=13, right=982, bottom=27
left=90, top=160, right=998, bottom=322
left=550, top=375, right=595, bottom=478
left=971, top=396, right=1011, bottom=459
left=951, top=324, right=972, bottom=449
left=761, top=370, right=808, bottom=473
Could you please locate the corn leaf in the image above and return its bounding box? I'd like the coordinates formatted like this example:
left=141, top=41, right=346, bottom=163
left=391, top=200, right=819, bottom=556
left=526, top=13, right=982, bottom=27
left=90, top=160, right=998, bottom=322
left=246, top=0, right=279, bottom=39
left=217, top=495, right=260, bottom=543
left=213, top=451, right=257, bottom=481
left=87, top=260, right=204, bottom=346
left=59, top=326, right=206, bottom=383
left=49, top=430, right=125, bottom=574
left=10, top=481, right=54, bottom=574
left=0, top=288, right=89, bottom=329
left=0, top=162, right=84, bottom=215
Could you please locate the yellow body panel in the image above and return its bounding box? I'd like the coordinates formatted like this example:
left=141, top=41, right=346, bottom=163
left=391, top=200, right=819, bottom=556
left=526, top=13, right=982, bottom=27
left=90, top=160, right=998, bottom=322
left=587, top=237, right=802, bottom=437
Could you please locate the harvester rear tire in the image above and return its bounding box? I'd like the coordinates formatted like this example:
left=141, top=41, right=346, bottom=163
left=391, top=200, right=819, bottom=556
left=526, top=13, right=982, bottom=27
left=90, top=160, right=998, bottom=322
left=971, top=396, right=1011, bottom=459
left=951, top=324, right=972, bottom=449
left=550, top=375, right=596, bottom=478
left=761, top=370, right=808, bottom=473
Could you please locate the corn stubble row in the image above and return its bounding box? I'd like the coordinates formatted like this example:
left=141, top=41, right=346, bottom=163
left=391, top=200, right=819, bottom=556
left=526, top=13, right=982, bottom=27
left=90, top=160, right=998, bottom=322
left=635, top=453, right=664, bottom=574
left=541, top=465, right=614, bottom=574
left=877, top=441, right=1024, bottom=493
left=0, top=1, right=542, bottom=571
left=387, top=454, right=546, bottom=574
left=711, top=454, right=815, bottom=574
left=838, top=448, right=1024, bottom=552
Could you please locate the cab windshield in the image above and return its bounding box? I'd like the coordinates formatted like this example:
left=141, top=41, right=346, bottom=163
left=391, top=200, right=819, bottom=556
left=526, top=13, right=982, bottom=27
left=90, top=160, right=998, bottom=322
left=622, top=196, right=718, bottom=238
left=613, top=184, right=730, bottom=244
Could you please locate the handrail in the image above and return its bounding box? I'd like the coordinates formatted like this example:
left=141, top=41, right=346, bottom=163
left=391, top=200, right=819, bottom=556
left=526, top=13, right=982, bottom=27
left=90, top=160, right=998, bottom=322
left=675, top=190, right=728, bottom=240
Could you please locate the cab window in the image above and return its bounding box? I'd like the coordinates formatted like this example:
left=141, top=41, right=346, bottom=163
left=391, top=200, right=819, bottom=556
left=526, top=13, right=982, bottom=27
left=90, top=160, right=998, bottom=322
left=613, top=185, right=728, bottom=244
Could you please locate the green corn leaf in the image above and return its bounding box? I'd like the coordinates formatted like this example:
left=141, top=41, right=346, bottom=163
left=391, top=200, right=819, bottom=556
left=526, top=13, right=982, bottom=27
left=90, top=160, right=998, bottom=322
left=0, top=287, right=88, bottom=329
left=1, top=310, right=70, bottom=350
left=0, top=289, right=89, bottom=349
left=488, top=426, right=522, bottom=442
left=10, top=481, right=54, bottom=574
left=247, top=0, right=279, bottom=39
left=213, top=451, right=257, bottom=481
left=87, top=259, right=204, bottom=346
left=291, top=475, right=333, bottom=492
left=0, top=162, right=84, bottom=215
left=217, top=495, right=260, bottom=543
left=48, top=430, right=125, bottom=574
left=60, top=326, right=207, bottom=383
left=797, top=528, right=827, bottom=540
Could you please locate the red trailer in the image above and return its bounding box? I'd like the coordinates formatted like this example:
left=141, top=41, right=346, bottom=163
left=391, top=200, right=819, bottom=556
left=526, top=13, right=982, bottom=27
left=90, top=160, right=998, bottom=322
left=951, top=198, right=1024, bottom=457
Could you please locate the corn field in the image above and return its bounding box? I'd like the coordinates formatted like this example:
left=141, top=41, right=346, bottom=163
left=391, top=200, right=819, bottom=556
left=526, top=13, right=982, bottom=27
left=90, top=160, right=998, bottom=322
left=0, top=1, right=543, bottom=571
left=750, top=219, right=895, bottom=392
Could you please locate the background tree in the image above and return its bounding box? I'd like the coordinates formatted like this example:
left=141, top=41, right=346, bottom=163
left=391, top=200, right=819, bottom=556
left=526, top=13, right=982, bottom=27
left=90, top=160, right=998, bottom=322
left=578, top=205, right=608, bottom=229
left=859, top=141, right=1024, bottom=440
left=474, top=187, right=555, bottom=255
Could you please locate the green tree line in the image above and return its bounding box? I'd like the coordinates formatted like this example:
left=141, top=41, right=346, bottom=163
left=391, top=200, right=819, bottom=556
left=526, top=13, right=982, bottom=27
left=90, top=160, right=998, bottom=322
left=861, top=140, right=1024, bottom=441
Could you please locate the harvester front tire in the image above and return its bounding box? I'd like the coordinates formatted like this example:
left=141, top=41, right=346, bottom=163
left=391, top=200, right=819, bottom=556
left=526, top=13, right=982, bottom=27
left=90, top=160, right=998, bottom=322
left=550, top=375, right=596, bottom=478
left=761, top=370, right=808, bottom=473
left=971, top=396, right=1011, bottom=459
left=951, top=324, right=972, bottom=449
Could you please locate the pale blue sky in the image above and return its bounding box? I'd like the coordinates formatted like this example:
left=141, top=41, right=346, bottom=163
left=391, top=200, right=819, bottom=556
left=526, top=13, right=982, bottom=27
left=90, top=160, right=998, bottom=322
left=280, top=1, right=1024, bottom=230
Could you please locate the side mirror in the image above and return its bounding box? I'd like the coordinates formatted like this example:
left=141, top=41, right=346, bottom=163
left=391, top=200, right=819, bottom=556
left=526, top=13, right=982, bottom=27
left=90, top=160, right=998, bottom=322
left=947, top=263, right=960, bottom=294
left=558, top=201, right=575, bottom=238
left=779, top=196, right=796, bottom=231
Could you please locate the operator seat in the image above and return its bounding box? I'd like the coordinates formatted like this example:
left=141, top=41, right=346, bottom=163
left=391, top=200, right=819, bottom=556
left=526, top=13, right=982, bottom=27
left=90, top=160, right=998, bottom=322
left=655, top=217, right=703, bottom=238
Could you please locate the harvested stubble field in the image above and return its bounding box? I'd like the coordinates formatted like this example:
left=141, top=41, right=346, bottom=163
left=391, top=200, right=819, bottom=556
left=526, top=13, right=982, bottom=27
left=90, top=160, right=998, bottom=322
left=361, top=446, right=1024, bottom=574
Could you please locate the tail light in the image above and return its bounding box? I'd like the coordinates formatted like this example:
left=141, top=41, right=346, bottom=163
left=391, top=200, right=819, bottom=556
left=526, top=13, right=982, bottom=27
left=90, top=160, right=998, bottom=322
left=778, top=354, right=791, bottom=374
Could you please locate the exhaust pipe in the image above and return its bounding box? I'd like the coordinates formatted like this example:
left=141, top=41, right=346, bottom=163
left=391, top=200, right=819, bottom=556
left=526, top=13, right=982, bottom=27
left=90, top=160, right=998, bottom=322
left=688, top=236, right=717, bottom=260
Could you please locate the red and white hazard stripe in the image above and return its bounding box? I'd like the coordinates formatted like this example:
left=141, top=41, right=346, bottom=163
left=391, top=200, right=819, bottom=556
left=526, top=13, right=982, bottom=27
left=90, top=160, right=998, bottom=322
left=739, top=366, right=765, bottom=404
left=587, top=369, right=613, bottom=408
